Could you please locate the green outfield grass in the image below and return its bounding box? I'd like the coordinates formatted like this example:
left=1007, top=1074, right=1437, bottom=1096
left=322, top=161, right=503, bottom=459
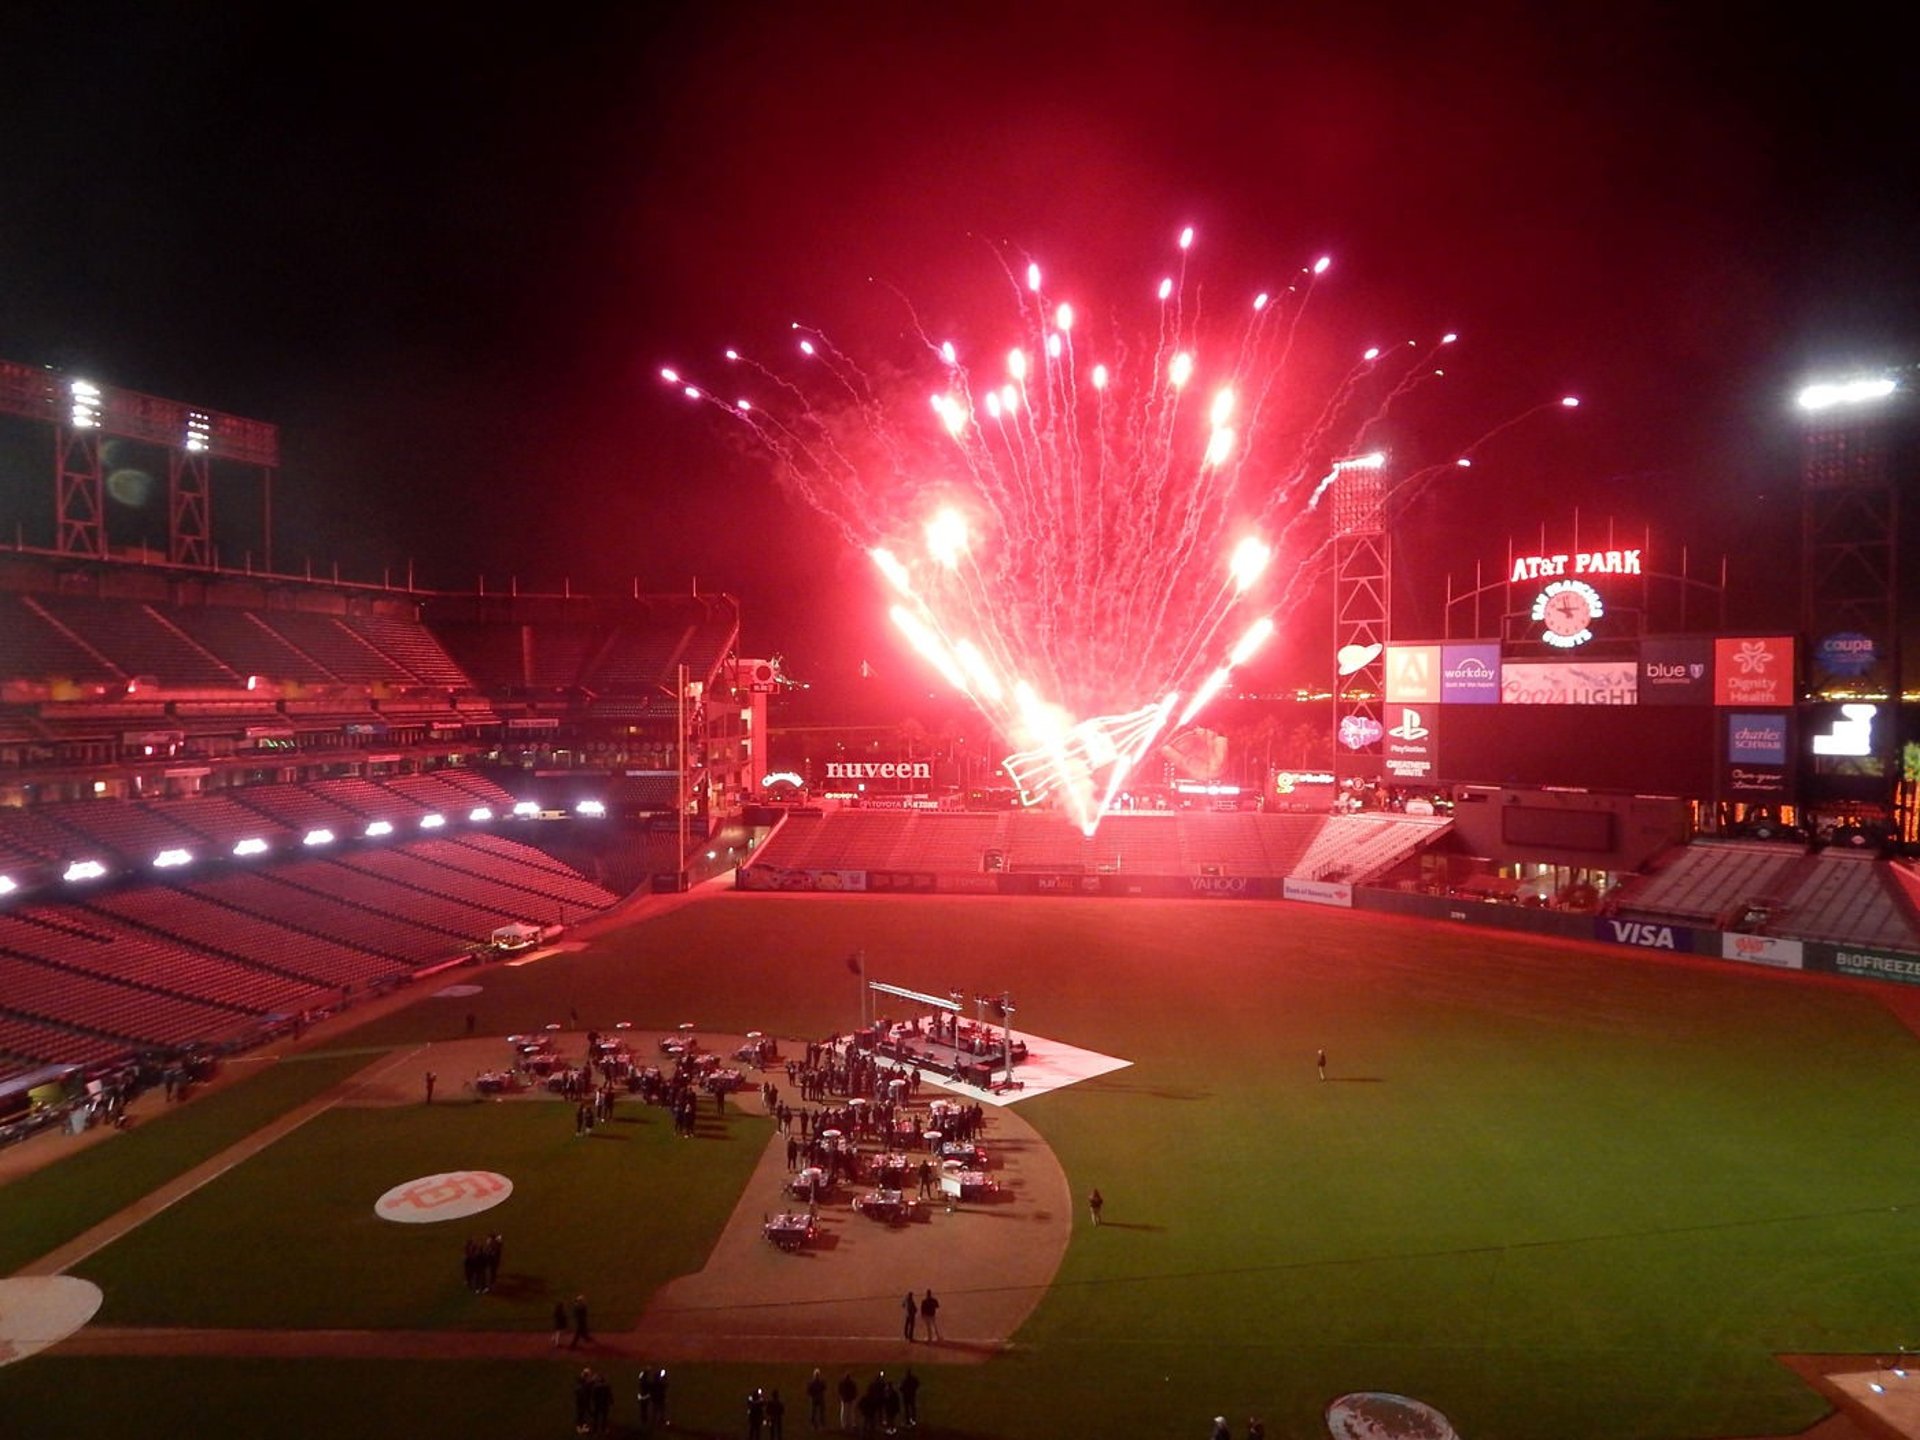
left=0, top=1047, right=377, bottom=1275
left=7, top=893, right=1920, bottom=1439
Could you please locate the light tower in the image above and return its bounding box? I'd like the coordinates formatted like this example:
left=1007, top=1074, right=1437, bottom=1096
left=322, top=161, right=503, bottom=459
left=1330, top=454, right=1390, bottom=784
left=1796, top=373, right=1910, bottom=840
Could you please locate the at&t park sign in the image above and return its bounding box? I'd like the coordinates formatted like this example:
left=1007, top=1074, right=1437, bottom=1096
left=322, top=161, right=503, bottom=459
left=823, top=761, right=933, bottom=780
left=1510, top=548, right=1643, bottom=583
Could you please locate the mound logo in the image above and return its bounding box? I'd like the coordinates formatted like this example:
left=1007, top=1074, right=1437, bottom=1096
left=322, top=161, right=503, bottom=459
left=1597, top=919, right=1690, bottom=950
left=376, top=1170, right=514, bottom=1223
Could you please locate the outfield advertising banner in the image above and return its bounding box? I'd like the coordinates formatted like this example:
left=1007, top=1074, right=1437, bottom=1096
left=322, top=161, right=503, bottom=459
left=1638, top=636, right=1713, bottom=705
left=1823, top=946, right=1920, bottom=986
left=1714, top=636, right=1795, bottom=706
left=1440, top=644, right=1501, bottom=703
left=1385, top=645, right=1441, bottom=703
left=1501, top=661, right=1639, bottom=705
left=1720, top=933, right=1804, bottom=969
left=1382, top=702, right=1439, bottom=781
left=1284, top=877, right=1354, bottom=907
left=1594, top=917, right=1695, bottom=952
left=736, top=867, right=868, bottom=892
left=1722, top=710, right=1793, bottom=800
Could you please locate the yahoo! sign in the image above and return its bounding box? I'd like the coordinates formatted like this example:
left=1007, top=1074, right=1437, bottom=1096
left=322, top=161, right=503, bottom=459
left=823, top=761, right=932, bottom=780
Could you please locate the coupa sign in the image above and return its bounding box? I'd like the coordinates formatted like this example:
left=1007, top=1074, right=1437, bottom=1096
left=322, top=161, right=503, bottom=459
left=1816, top=631, right=1878, bottom=678
left=822, top=762, right=933, bottom=780
left=1595, top=918, right=1693, bottom=951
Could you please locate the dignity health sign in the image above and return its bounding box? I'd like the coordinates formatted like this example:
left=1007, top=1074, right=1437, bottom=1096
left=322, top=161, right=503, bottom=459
left=1714, top=636, right=1795, bottom=707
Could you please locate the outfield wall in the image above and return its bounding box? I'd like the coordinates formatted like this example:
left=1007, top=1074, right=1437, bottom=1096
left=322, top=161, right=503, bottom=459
left=735, top=865, right=1920, bottom=986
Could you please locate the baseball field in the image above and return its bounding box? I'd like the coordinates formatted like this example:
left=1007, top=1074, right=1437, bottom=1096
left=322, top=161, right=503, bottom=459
left=4, top=890, right=1918, bottom=1439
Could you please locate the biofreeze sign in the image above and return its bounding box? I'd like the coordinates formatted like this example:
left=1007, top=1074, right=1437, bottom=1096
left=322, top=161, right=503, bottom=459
left=823, top=762, right=932, bottom=779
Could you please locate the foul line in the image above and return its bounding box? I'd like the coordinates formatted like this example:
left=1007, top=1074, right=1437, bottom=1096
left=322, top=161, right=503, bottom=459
left=16, top=1044, right=428, bottom=1279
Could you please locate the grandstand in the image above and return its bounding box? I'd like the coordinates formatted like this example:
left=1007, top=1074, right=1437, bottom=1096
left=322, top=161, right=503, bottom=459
left=0, top=547, right=748, bottom=1090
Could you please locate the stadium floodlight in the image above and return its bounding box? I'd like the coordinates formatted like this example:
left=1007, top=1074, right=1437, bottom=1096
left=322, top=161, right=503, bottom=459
left=364, top=820, right=394, bottom=838
left=232, top=837, right=269, bottom=857
left=184, top=411, right=211, bottom=454
left=64, top=859, right=108, bottom=882
left=1796, top=375, right=1898, bottom=412
left=512, top=801, right=540, bottom=817
left=576, top=800, right=607, bottom=818
left=419, top=813, right=446, bottom=829
left=303, top=829, right=335, bottom=847
left=152, top=848, right=194, bottom=869
left=69, top=378, right=102, bottom=429
left=0, top=875, right=15, bottom=895
left=468, top=806, right=494, bottom=822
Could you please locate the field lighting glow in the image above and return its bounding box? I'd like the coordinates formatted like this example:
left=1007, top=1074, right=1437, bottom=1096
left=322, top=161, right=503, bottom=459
left=152, top=848, right=193, bottom=869
left=63, top=859, right=107, bottom=882
left=575, top=800, right=607, bottom=817
left=468, top=806, right=494, bottom=822
left=232, top=838, right=268, bottom=857
left=1797, top=376, right=1898, bottom=411
left=364, top=820, right=394, bottom=838
left=419, top=813, right=446, bottom=829
left=303, top=829, right=335, bottom=846
left=513, top=801, right=540, bottom=817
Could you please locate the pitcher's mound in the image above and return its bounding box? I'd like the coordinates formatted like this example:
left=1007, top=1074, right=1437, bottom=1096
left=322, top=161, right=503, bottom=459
left=0, top=1276, right=104, bottom=1366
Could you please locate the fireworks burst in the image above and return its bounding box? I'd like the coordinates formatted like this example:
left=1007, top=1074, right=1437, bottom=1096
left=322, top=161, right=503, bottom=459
left=665, top=228, right=1566, bottom=834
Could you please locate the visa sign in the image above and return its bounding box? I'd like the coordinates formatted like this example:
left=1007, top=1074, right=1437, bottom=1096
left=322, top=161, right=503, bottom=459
left=1595, top=918, right=1693, bottom=951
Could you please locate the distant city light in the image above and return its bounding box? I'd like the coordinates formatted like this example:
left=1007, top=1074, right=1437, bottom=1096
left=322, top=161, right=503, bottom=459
left=1796, top=375, right=1897, bottom=412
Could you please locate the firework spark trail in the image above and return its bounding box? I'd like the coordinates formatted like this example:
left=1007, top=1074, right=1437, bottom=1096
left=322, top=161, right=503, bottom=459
left=662, top=227, right=1575, bottom=833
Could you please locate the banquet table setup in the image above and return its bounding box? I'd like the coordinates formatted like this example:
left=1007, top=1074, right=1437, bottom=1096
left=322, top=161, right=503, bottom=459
left=763, top=1210, right=818, bottom=1250
left=938, top=1169, right=998, bottom=1201
left=788, top=1166, right=833, bottom=1201
left=852, top=1188, right=920, bottom=1223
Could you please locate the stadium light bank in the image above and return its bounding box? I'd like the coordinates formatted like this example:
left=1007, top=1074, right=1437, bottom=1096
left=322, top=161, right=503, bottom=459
left=1795, top=374, right=1899, bottom=412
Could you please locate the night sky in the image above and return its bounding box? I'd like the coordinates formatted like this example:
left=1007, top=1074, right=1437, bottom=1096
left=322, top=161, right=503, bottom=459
left=2, top=3, right=1914, bottom=700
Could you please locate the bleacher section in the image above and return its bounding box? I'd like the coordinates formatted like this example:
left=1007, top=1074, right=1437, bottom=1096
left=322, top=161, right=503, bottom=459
left=1612, top=841, right=1807, bottom=925
left=748, top=807, right=1441, bottom=883
left=1768, top=853, right=1920, bottom=951
left=1296, top=815, right=1453, bottom=884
